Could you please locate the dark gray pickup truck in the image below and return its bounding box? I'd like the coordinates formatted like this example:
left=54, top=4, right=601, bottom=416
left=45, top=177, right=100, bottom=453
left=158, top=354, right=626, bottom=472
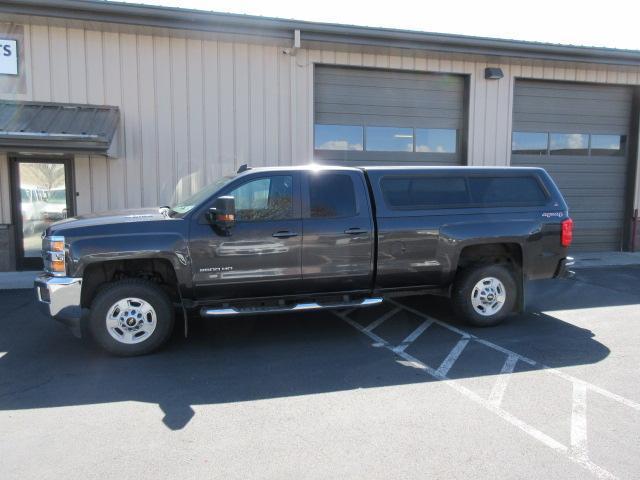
left=35, top=165, right=574, bottom=356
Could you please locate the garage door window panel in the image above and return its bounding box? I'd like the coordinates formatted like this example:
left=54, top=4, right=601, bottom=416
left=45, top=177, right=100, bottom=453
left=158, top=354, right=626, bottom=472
left=550, top=133, right=589, bottom=155
left=590, top=134, right=626, bottom=156
left=512, top=132, right=548, bottom=155
left=366, top=127, right=413, bottom=152
left=314, top=125, right=363, bottom=151
left=415, top=129, right=457, bottom=153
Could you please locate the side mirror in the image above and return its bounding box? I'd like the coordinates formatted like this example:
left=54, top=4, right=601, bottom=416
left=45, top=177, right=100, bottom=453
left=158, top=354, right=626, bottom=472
left=209, top=196, right=236, bottom=229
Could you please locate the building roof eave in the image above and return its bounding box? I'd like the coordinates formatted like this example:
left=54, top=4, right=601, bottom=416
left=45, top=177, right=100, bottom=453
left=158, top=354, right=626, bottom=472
left=1, top=0, right=640, bottom=66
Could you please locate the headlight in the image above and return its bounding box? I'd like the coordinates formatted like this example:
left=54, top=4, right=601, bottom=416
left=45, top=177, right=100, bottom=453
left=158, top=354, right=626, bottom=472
left=42, top=235, right=66, bottom=276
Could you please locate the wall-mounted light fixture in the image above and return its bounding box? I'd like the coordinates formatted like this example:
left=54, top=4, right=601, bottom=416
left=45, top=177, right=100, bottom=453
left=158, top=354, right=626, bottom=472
left=485, top=67, right=504, bottom=80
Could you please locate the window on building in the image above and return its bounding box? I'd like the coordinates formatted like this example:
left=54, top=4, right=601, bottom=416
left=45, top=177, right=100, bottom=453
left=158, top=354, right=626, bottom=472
left=468, top=176, right=547, bottom=206
left=549, top=133, right=588, bottom=155
left=314, top=125, right=363, bottom=151
left=366, top=126, right=414, bottom=152
left=415, top=129, right=457, bottom=153
left=512, top=132, right=548, bottom=155
left=309, top=173, right=357, bottom=218
left=381, top=176, right=470, bottom=209
left=228, top=175, right=293, bottom=221
left=590, top=134, right=626, bottom=156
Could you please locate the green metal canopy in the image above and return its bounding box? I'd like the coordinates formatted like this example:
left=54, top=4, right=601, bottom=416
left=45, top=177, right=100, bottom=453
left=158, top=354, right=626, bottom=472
left=0, top=100, right=120, bottom=153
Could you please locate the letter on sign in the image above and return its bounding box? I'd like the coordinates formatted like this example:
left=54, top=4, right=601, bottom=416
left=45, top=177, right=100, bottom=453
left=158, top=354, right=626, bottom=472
left=0, top=39, right=18, bottom=75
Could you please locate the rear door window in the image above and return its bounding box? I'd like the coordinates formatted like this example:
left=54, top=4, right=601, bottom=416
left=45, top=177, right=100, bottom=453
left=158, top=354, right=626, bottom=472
left=309, top=173, right=357, bottom=218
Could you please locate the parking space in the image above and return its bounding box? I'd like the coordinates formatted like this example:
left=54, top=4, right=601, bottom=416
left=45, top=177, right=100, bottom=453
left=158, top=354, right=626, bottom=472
left=1, top=267, right=640, bottom=479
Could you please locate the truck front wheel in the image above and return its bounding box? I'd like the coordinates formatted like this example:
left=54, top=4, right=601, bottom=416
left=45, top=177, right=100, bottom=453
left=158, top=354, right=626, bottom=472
left=451, top=264, right=517, bottom=327
left=88, top=279, right=175, bottom=356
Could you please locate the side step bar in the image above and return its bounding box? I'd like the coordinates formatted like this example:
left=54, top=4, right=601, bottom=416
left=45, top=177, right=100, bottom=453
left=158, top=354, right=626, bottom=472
left=201, top=297, right=383, bottom=317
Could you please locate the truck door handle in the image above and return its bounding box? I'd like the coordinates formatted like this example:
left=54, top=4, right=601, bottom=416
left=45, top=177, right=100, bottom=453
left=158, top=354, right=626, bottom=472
left=272, top=230, right=298, bottom=238
left=344, top=228, right=368, bottom=235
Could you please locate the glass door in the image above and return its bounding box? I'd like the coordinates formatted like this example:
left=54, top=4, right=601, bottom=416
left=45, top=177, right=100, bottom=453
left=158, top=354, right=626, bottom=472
left=11, top=158, right=74, bottom=270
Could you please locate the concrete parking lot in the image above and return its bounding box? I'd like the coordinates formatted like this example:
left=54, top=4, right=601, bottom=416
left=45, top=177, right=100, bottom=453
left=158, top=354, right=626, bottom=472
left=1, top=267, right=639, bottom=480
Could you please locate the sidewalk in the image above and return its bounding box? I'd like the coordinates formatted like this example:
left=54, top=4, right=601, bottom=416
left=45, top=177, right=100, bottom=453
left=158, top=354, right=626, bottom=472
left=1, top=252, right=640, bottom=290
left=571, top=251, right=640, bottom=268
left=0, top=271, right=41, bottom=290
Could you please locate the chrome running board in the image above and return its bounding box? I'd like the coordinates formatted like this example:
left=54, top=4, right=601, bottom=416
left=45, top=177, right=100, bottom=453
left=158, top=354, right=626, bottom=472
left=201, top=297, right=383, bottom=317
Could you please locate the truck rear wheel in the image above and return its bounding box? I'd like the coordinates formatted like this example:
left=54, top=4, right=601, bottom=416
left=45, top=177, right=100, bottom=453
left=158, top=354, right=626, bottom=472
left=451, top=264, right=516, bottom=327
left=88, top=279, right=175, bottom=356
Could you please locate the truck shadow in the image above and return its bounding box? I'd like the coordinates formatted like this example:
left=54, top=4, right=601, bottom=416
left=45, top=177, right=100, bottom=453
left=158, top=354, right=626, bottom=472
left=1, top=271, right=636, bottom=431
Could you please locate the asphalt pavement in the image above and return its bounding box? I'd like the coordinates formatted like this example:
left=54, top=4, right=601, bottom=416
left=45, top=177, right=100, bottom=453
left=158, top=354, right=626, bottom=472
left=1, top=266, right=639, bottom=479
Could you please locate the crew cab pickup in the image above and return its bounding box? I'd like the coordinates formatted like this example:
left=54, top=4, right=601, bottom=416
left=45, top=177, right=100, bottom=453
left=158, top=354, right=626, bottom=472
left=35, top=165, right=574, bottom=356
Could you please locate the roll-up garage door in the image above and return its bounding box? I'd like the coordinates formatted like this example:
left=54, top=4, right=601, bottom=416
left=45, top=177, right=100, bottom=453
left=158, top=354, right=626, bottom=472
left=511, top=80, right=634, bottom=251
left=314, top=66, right=465, bottom=165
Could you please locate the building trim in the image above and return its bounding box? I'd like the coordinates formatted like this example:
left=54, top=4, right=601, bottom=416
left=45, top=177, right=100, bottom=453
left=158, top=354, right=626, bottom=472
left=1, top=0, right=640, bottom=66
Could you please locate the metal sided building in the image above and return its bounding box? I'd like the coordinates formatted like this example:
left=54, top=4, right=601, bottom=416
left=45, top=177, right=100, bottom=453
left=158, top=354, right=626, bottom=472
left=1, top=0, right=640, bottom=271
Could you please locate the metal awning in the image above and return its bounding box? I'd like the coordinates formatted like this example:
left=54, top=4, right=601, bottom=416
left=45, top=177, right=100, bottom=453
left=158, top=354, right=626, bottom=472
left=0, top=100, right=120, bottom=154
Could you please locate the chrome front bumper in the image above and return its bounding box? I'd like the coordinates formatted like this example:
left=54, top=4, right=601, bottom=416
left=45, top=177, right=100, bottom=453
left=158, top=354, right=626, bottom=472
left=34, top=274, right=83, bottom=333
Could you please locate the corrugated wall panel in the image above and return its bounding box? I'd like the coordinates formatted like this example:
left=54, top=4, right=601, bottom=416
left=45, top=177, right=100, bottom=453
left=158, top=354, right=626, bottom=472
left=0, top=153, right=10, bottom=224
left=153, top=35, right=174, bottom=208
left=202, top=40, right=221, bottom=183
left=187, top=38, right=205, bottom=197
left=138, top=34, right=159, bottom=207
left=0, top=20, right=638, bottom=227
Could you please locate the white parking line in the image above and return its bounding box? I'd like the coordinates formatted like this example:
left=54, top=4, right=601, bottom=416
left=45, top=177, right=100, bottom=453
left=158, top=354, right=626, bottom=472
left=0, top=352, right=6, bottom=359
left=435, top=338, right=469, bottom=377
left=570, top=382, right=589, bottom=462
left=335, top=300, right=640, bottom=480
left=393, top=319, right=433, bottom=353
left=389, top=299, right=534, bottom=364
left=488, top=353, right=519, bottom=407
left=364, top=307, right=401, bottom=333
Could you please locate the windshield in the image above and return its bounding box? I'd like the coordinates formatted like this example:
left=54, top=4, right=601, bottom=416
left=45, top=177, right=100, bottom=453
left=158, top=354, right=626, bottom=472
left=170, top=175, right=235, bottom=214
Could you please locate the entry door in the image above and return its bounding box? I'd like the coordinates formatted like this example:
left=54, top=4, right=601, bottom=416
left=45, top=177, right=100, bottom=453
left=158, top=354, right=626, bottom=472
left=301, top=170, right=374, bottom=293
left=11, top=158, right=74, bottom=270
left=190, top=172, right=303, bottom=301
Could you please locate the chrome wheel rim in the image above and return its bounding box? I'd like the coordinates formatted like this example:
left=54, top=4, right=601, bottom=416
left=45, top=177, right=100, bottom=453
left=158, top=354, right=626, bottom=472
left=106, top=297, right=157, bottom=344
left=471, top=277, right=506, bottom=316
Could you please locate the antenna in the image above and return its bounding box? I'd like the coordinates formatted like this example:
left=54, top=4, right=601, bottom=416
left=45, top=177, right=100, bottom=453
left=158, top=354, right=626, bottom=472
left=237, top=164, right=251, bottom=173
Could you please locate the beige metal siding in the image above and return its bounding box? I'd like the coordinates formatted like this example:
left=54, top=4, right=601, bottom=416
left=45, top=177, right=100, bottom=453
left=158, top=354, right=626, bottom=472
left=0, top=20, right=639, bottom=226
left=0, top=153, right=9, bottom=223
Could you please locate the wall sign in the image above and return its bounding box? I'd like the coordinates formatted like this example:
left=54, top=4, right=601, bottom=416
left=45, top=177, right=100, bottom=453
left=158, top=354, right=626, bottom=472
left=0, top=39, right=18, bottom=75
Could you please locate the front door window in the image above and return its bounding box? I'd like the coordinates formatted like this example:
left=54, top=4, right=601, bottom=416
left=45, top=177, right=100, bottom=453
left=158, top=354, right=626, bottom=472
left=229, top=175, right=294, bottom=221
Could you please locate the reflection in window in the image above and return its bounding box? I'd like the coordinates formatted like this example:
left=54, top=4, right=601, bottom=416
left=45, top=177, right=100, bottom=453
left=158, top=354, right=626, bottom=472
left=314, top=125, right=363, bottom=151
left=591, top=134, right=626, bottom=156
left=415, top=129, right=457, bottom=153
left=382, top=176, right=469, bottom=208
left=512, top=132, right=548, bottom=155
left=468, top=177, right=547, bottom=206
left=549, top=133, right=588, bottom=155
left=309, top=173, right=357, bottom=218
left=366, top=127, right=413, bottom=152
left=228, top=176, right=293, bottom=221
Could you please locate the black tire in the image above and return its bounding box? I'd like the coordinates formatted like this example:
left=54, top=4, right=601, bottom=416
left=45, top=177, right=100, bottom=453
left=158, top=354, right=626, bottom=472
left=88, top=279, right=175, bottom=356
left=451, top=264, right=517, bottom=327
